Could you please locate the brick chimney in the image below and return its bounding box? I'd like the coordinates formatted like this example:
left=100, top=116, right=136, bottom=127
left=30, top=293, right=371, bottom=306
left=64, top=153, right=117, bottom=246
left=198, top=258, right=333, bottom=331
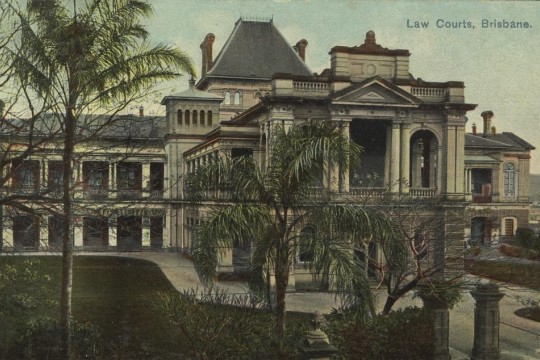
left=481, top=111, right=494, bottom=137
left=200, top=33, right=215, bottom=77
left=472, top=123, right=477, bottom=135
left=139, top=105, right=144, bottom=117
left=294, top=39, right=308, bottom=62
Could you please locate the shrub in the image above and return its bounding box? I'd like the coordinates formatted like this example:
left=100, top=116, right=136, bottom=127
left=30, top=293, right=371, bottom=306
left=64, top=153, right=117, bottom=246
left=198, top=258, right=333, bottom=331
left=158, top=288, right=303, bottom=360
left=330, top=307, right=434, bottom=360
left=515, top=227, right=537, bottom=250
left=499, top=244, right=523, bottom=258
left=4, top=317, right=102, bottom=360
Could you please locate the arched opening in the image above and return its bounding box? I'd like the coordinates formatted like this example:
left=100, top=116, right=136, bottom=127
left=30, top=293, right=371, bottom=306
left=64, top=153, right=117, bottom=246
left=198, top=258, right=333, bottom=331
left=208, top=111, right=213, bottom=126
left=349, top=119, right=387, bottom=187
left=184, top=110, right=190, bottom=125
left=234, top=91, right=241, bottom=105
left=200, top=110, right=205, bottom=126
left=470, top=217, right=492, bottom=245
left=298, top=226, right=316, bottom=263
left=410, top=130, right=438, bottom=189
left=192, top=110, right=198, bottom=126
left=224, top=91, right=231, bottom=105
left=177, top=109, right=182, bottom=125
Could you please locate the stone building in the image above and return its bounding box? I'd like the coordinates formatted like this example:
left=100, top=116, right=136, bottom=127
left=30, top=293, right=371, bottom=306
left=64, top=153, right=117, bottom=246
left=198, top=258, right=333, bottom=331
left=0, top=18, right=534, bottom=286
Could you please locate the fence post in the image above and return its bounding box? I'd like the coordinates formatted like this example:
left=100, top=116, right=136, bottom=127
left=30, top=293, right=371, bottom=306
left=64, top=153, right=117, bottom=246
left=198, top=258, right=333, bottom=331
left=298, top=311, right=338, bottom=360
left=470, top=282, right=505, bottom=360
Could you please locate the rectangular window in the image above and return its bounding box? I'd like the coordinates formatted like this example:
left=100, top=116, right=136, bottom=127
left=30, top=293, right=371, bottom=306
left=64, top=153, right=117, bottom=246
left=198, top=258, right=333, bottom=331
left=83, top=161, right=109, bottom=199
left=117, top=162, right=142, bottom=198
left=48, top=215, right=64, bottom=248
left=150, top=162, right=164, bottom=197
left=48, top=161, right=63, bottom=195
left=150, top=216, right=164, bottom=249
left=12, top=160, right=40, bottom=192
left=13, top=216, right=39, bottom=249
left=117, top=216, right=142, bottom=251
left=83, top=217, right=108, bottom=247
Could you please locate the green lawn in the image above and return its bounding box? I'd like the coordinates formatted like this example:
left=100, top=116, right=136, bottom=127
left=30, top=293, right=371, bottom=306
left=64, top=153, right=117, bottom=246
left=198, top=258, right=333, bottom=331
left=0, top=256, right=310, bottom=358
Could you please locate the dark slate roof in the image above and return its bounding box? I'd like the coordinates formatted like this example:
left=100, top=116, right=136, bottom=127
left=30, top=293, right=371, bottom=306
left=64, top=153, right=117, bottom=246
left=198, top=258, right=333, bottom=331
left=204, top=19, right=313, bottom=79
left=1, top=114, right=167, bottom=140
left=466, top=133, right=535, bottom=151
left=161, top=80, right=223, bottom=104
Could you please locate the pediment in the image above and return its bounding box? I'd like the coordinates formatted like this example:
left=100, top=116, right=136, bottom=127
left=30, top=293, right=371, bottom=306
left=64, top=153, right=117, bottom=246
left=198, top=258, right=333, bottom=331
left=332, top=77, right=421, bottom=107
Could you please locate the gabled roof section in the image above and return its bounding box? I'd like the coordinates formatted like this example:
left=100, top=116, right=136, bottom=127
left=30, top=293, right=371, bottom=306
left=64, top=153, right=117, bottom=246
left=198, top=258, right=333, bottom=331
left=204, top=19, right=313, bottom=80
left=465, top=133, right=535, bottom=151
left=332, top=76, right=421, bottom=107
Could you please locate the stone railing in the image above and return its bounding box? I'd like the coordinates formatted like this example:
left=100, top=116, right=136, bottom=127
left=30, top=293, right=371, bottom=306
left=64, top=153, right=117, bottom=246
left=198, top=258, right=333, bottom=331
left=292, top=81, right=330, bottom=97
left=349, top=187, right=387, bottom=197
left=409, top=187, right=437, bottom=197
left=411, top=87, right=447, bottom=102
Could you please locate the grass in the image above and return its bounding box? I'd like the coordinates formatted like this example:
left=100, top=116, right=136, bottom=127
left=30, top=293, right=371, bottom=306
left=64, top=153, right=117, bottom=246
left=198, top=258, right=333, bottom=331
left=0, top=256, right=311, bottom=357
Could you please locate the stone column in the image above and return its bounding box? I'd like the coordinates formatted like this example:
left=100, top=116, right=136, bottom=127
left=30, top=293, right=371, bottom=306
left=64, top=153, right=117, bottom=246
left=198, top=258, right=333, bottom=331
left=142, top=162, right=151, bottom=196
left=142, top=217, right=151, bottom=247
left=108, top=161, right=117, bottom=199
left=471, top=283, right=505, bottom=360
left=73, top=217, right=83, bottom=248
left=400, top=123, right=410, bottom=193
left=108, top=215, right=117, bottom=248
left=39, top=217, right=48, bottom=250
left=437, top=145, right=443, bottom=194
left=491, top=166, right=500, bottom=202
left=340, top=122, right=350, bottom=193
left=390, top=122, right=401, bottom=193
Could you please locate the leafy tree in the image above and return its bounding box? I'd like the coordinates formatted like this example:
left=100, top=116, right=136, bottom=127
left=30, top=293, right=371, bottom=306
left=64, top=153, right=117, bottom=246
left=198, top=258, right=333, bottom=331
left=186, top=121, right=405, bottom=337
left=3, top=1, right=194, bottom=358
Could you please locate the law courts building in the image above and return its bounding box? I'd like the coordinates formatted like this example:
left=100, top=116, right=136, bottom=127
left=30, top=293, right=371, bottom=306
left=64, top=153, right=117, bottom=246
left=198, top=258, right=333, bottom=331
left=1, top=19, right=534, bottom=283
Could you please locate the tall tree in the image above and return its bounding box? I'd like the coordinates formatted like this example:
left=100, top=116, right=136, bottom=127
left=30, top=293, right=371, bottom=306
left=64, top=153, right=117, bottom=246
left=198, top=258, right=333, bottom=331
left=4, top=1, right=194, bottom=358
left=186, top=122, right=405, bottom=337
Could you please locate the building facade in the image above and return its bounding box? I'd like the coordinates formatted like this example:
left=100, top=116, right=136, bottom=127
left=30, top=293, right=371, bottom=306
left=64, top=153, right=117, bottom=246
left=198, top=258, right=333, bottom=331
left=0, top=19, right=534, bottom=285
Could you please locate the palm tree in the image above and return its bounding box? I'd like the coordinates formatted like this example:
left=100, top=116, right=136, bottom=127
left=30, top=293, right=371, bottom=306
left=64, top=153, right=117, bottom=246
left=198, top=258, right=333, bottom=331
left=6, top=1, right=194, bottom=358
left=186, top=121, right=406, bottom=337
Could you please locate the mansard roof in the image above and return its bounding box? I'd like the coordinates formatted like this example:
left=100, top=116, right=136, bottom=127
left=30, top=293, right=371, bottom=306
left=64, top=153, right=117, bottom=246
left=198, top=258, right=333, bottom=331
left=203, top=19, right=313, bottom=80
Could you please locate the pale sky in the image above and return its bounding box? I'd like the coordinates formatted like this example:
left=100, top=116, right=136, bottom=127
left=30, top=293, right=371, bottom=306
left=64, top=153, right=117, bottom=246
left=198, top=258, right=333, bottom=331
left=142, top=0, right=540, bottom=173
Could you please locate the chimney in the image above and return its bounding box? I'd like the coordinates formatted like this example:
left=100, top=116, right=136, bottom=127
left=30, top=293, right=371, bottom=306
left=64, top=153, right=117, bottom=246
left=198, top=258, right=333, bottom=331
left=472, top=123, right=477, bottom=135
left=139, top=105, right=144, bottom=117
left=294, top=39, right=308, bottom=62
left=481, top=111, right=494, bottom=137
left=188, top=77, right=195, bottom=89
left=200, top=33, right=215, bottom=77
left=491, top=126, right=497, bottom=135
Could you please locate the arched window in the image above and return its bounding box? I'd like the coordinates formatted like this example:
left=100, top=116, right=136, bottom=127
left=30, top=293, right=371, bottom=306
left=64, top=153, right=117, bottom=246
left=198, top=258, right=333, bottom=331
left=414, top=229, right=428, bottom=260
left=224, top=91, right=231, bottom=105
left=192, top=110, right=198, bottom=126
left=185, top=110, right=190, bottom=125
left=177, top=109, right=182, bottom=125
left=207, top=111, right=213, bottom=126
left=298, top=226, right=315, bottom=263
left=234, top=91, right=241, bottom=105
left=504, top=162, right=516, bottom=197
left=200, top=110, right=205, bottom=126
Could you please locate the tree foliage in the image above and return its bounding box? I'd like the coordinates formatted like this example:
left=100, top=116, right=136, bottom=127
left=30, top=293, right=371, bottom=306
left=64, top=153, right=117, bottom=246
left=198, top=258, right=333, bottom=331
left=185, top=121, right=405, bottom=336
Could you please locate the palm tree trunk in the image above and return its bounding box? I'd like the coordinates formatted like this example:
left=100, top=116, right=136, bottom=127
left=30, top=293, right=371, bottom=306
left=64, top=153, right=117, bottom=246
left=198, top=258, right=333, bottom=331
left=274, top=248, right=289, bottom=338
left=60, top=106, right=75, bottom=360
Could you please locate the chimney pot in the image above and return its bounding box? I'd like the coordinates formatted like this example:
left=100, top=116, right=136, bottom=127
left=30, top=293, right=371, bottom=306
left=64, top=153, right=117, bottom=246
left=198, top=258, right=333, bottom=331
left=200, top=33, right=215, bottom=77
left=472, top=123, right=477, bottom=135
left=139, top=105, right=144, bottom=117
left=491, top=126, right=496, bottom=135
left=481, top=110, right=494, bottom=137
left=295, top=39, right=308, bottom=62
